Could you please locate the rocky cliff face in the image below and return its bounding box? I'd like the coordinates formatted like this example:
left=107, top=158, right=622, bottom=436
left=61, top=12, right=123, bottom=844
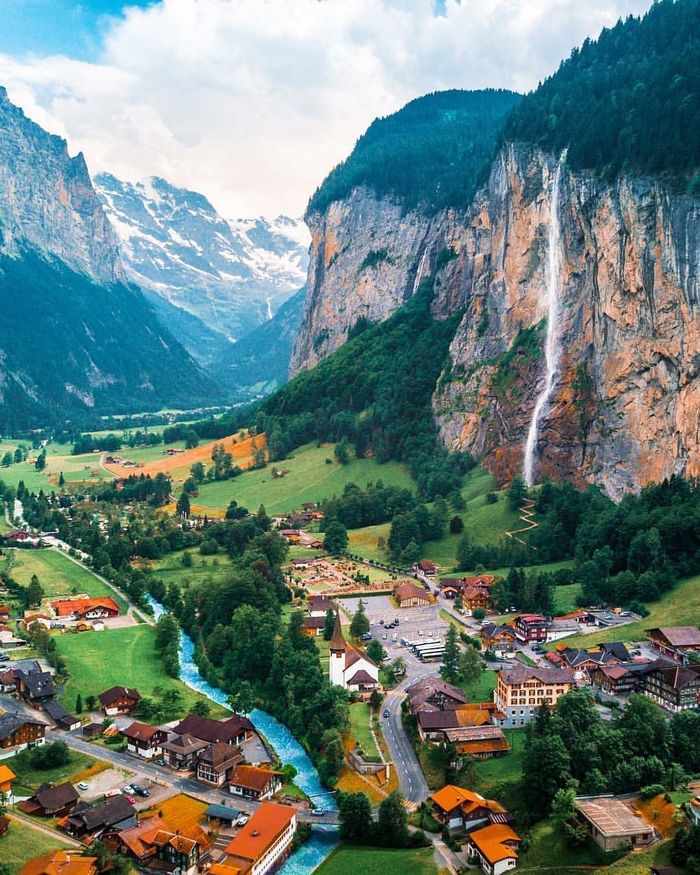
left=294, top=144, right=700, bottom=498
left=0, top=87, right=122, bottom=285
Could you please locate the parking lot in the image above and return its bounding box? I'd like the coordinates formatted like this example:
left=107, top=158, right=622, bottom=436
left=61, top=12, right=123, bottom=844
left=341, top=593, right=452, bottom=666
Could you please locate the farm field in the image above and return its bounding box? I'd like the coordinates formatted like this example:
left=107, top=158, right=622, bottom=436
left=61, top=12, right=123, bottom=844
left=6, top=548, right=127, bottom=609
left=104, top=432, right=259, bottom=484
left=551, top=582, right=582, bottom=614
left=2, top=817, right=74, bottom=874
left=55, top=624, right=228, bottom=719
left=195, top=442, right=415, bottom=515
left=141, top=794, right=208, bottom=831
left=315, top=845, right=437, bottom=875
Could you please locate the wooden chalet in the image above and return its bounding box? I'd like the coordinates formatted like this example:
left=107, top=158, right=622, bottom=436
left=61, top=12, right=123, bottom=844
left=63, top=795, right=138, bottom=839
left=195, top=742, right=243, bottom=787
left=227, top=764, right=283, bottom=801
left=394, top=581, right=430, bottom=608
left=98, top=685, right=141, bottom=716
left=481, top=623, right=517, bottom=651
left=430, top=785, right=511, bottom=833
left=0, top=713, right=47, bottom=753
left=406, top=677, right=469, bottom=713
left=20, top=782, right=79, bottom=818
left=107, top=816, right=212, bottom=875
left=638, top=659, right=700, bottom=712
left=121, top=721, right=169, bottom=759
left=513, top=614, right=549, bottom=644
left=160, top=732, right=207, bottom=770
left=647, top=626, right=700, bottom=662
left=173, top=713, right=253, bottom=746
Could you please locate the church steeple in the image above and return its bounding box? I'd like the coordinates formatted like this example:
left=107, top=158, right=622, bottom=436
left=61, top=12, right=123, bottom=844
left=329, top=609, right=346, bottom=653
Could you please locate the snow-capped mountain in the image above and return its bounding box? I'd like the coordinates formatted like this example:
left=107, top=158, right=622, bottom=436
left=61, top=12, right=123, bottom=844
left=93, top=173, right=309, bottom=369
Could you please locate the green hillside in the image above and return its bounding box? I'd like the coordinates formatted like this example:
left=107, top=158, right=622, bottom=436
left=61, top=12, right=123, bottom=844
left=308, top=88, right=522, bottom=215
left=503, top=0, right=700, bottom=188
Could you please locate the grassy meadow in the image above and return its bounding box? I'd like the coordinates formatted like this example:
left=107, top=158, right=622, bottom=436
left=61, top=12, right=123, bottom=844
left=1, top=817, right=75, bottom=874
left=6, top=548, right=127, bottom=608
left=4, top=747, right=106, bottom=796
left=194, top=442, right=415, bottom=515
left=55, top=624, right=228, bottom=718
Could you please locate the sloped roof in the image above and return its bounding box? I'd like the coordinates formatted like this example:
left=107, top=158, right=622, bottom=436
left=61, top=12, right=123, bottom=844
left=576, top=796, right=651, bottom=837
left=121, top=721, right=165, bottom=742
left=329, top=611, right=346, bottom=652
left=499, top=667, right=575, bottom=686
left=229, top=765, right=282, bottom=793
left=198, top=742, right=242, bottom=770
left=0, top=764, right=16, bottom=784
left=70, top=795, right=136, bottom=830
left=469, top=823, right=520, bottom=864
left=430, top=785, right=487, bottom=813
left=20, top=851, right=97, bottom=875
left=346, top=669, right=377, bottom=686
left=224, top=802, right=295, bottom=864
left=648, top=626, right=700, bottom=647
left=52, top=598, right=120, bottom=617
left=32, top=781, right=79, bottom=810
left=98, top=685, right=141, bottom=707
left=174, top=713, right=253, bottom=744
left=161, top=732, right=207, bottom=755
left=0, top=713, right=46, bottom=741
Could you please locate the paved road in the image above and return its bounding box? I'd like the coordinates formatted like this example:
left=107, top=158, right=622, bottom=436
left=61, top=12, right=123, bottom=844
left=381, top=672, right=432, bottom=804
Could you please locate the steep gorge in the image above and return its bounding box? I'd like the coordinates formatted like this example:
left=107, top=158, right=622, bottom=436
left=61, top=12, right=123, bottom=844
left=292, top=144, right=700, bottom=499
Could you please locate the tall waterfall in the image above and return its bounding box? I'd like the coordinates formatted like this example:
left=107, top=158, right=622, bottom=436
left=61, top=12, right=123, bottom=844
left=523, top=153, right=566, bottom=487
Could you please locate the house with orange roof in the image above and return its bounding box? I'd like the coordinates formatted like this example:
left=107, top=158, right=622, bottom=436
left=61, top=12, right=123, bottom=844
left=0, top=763, right=15, bottom=793
left=430, top=785, right=511, bottom=833
left=328, top=612, right=379, bottom=692
left=105, top=814, right=212, bottom=875
left=223, top=801, right=297, bottom=875
left=466, top=823, right=521, bottom=875
left=52, top=597, right=120, bottom=620
left=228, top=764, right=283, bottom=801
left=20, top=851, right=97, bottom=875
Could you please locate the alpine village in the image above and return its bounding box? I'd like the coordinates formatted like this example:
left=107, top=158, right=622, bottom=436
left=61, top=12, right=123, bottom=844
left=1, top=2, right=700, bottom=875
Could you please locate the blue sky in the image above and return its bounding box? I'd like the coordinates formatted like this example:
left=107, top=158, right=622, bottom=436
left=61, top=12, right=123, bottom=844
left=0, top=1, right=155, bottom=60
left=0, top=0, right=654, bottom=218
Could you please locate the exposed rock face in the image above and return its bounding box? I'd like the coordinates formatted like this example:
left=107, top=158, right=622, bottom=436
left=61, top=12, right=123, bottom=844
left=293, top=143, right=700, bottom=498
left=0, top=87, right=122, bottom=285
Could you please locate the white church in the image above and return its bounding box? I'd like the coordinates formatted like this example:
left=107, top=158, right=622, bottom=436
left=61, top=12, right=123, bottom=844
left=328, top=611, right=380, bottom=692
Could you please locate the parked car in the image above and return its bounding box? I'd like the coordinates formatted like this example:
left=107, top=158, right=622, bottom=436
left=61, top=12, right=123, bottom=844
left=124, top=785, right=136, bottom=794
left=134, top=786, right=150, bottom=797
left=362, top=633, right=372, bottom=640
left=382, top=633, right=387, bottom=639
left=236, top=814, right=249, bottom=826
left=126, top=795, right=136, bottom=804
left=77, top=782, right=89, bottom=791
left=394, top=619, right=399, bottom=625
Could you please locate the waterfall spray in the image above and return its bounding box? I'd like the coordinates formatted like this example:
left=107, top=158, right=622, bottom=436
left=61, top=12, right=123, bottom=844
left=523, top=152, right=567, bottom=487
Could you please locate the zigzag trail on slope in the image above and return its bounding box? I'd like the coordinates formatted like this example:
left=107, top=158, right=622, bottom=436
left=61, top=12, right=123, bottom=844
left=505, top=498, right=538, bottom=549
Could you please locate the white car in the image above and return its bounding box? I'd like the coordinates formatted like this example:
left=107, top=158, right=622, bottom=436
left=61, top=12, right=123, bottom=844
left=77, top=782, right=89, bottom=791
left=236, top=814, right=249, bottom=826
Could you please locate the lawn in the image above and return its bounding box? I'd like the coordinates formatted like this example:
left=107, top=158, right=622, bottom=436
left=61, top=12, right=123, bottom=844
left=517, top=817, right=623, bottom=872
left=315, top=844, right=438, bottom=875
left=1, top=817, right=74, bottom=874
left=552, top=583, right=582, bottom=615
left=459, top=668, right=497, bottom=704
left=9, top=548, right=127, bottom=609
left=603, top=840, right=675, bottom=874
left=194, top=442, right=415, bottom=515
left=4, top=747, right=106, bottom=796
left=348, top=703, right=381, bottom=761
left=473, top=729, right=526, bottom=794
left=55, top=624, right=228, bottom=718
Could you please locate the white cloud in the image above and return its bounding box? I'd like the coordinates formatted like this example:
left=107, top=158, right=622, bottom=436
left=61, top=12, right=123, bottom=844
left=0, top=0, right=652, bottom=217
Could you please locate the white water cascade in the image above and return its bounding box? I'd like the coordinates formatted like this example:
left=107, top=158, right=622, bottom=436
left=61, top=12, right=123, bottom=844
left=523, top=153, right=567, bottom=487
